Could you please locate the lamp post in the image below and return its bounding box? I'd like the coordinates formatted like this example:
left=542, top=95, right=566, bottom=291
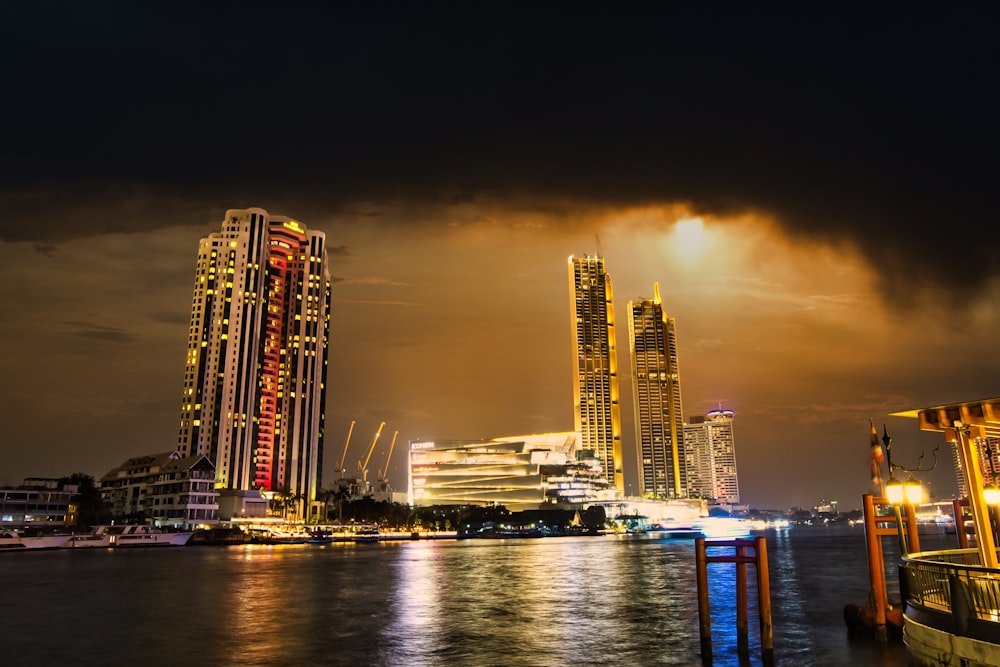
left=881, top=426, right=931, bottom=555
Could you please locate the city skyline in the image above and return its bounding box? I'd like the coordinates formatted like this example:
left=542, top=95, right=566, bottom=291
left=2, top=5, right=999, bottom=509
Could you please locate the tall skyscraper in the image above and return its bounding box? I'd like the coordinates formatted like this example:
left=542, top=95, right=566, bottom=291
left=627, top=283, right=687, bottom=499
left=568, top=255, right=623, bottom=493
left=177, top=208, right=331, bottom=516
left=683, top=409, right=740, bottom=504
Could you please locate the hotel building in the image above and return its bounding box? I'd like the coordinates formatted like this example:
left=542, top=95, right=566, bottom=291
left=177, top=208, right=331, bottom=518
left=568, top=255, right=624, bottom=493
left=683, top=409, right=740, bottom=504
left=627, top=283, right=687, bottom=499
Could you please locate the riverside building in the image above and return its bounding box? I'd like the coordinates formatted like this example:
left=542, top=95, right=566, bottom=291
left=99, top=452, right=220, bottom=528
left=0, top=478, right=79, bottom=528
left=568, top=255, right=624, bottom=494
left=683, top=409, right=740, bottom=504
left=407, top=432, right=612, bottom=510
left=176, top=208, right=331, bottom=520
left=627, top=283, right=688, bottom=499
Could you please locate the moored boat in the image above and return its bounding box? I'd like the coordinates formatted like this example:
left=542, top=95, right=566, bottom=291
left=353, top=525, right=380, bottom=542
left=65, top=525, right=193, bottom=548
left=257, top=528, right=309, bottom=545
left=0, top=530, right=71, bottom=551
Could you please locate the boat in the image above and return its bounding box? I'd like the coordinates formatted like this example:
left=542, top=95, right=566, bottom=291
left=353, top=525, right=380, bottom=543
left=0, top=530, right=71, bottom=551
left=64, top=532, right=114, bottom=549
left=306, top=530, right=336, bottom=544
left=64, top=525, right=193, bottom=548
left=266, top=529, right=309, bottom=544
left=646, top=517, right=753, bottom=540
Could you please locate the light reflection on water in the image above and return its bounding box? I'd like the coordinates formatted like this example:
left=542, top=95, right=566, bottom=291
left=0, top=527, right=953, bottom=666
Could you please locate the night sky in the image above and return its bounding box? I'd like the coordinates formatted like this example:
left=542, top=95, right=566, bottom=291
left=3, top=4, right=999, bottom=509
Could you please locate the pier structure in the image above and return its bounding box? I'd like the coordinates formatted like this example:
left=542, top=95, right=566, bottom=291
left=892, top=398, right=1000, bottom=666
left=694, top=535, right=773, bottom=665
left=858, top=493, right=919, bottom=641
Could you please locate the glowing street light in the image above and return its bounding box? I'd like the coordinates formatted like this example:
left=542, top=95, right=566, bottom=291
left=879, top=425, right=936, bottom=555
left=881, top=426, right=933, bottom=507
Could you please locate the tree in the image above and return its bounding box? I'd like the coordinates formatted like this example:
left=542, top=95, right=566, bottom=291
left=270, top=487, right=294, bottom=518
left=58, top=472, right=109, bottom=528
left=315, top=488, right=332, bottom=523
left=581, top=505, right=606, bottom=530
left=330, top=485, right=352, bottom=523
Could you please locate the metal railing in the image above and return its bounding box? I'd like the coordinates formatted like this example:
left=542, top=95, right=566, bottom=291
left=902, top=548, right=1000, bottom=638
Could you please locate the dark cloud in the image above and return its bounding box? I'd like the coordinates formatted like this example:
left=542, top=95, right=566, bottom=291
left=328, top=245, right=352, bottom=257
left=61, top=321, right=136, bottom=343
left=2, top=4, right=998, bottom=305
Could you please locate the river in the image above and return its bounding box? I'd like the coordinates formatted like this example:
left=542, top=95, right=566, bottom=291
left=0, top=525, right=955, bottom=666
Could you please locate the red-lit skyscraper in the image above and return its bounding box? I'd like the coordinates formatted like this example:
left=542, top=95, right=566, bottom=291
left=177, top=208, right=331, bottom=518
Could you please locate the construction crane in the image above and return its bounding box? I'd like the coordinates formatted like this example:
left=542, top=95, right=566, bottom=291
left=337, top=420, right=356, bottom=479
left=377, top=431, right=399, bottom=485
left=358, top=421, right=386, bottom=482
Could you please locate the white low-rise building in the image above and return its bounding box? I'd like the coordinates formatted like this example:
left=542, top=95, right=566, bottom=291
left=100, top=451, right=220, bottom=528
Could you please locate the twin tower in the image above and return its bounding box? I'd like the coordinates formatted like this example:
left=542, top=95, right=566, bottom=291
left=569, top=255, right=738, bottom=503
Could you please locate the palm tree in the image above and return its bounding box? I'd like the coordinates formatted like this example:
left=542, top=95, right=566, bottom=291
left=288, top=492, right=305, bottom=522
left=315, top=488, right=333, bottom=523
left=272, top=487, right=293, bottom=519
left=331, top=485, right=350, bottom=523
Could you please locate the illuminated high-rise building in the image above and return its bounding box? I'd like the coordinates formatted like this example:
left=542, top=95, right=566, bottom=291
left=177, top=208, right=331, bottom=516
left=628, top=283, right=687, bottom=499
left=568, top=255, right=623, bottom=493
left=683, top=409, right=740, bottom=504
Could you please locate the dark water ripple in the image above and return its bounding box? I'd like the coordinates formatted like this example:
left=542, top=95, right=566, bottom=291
left=0, top=526, right=953, bottom=666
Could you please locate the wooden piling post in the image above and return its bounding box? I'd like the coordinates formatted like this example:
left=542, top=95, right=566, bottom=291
left=695, top=536, right=773, bottom=663
left=756, top=535, right=774, bottom=664
left=736, top=541, right=749, bottom=657
left=862, top=493, right=888, bottom=642
left=695, top=537, right=712, bottom=661
left=904, top=501, right=920, bottom=554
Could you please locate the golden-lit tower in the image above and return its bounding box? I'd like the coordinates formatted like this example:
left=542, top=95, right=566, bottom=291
left=627, top=283, right=687, bottom=499
left=177, top=208, right=331, bottom=516
left=568, top=255, right=624, bottom=493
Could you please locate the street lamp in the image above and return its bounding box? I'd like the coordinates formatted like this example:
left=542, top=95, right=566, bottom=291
left=881, top=425, right=936, bottom=508
left=884, top=474, right=905, bottom=505
left=880, top=425, right=938, bottom=555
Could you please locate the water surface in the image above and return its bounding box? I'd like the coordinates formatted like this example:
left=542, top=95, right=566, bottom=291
left=0, top=525, right=952, bottom=666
